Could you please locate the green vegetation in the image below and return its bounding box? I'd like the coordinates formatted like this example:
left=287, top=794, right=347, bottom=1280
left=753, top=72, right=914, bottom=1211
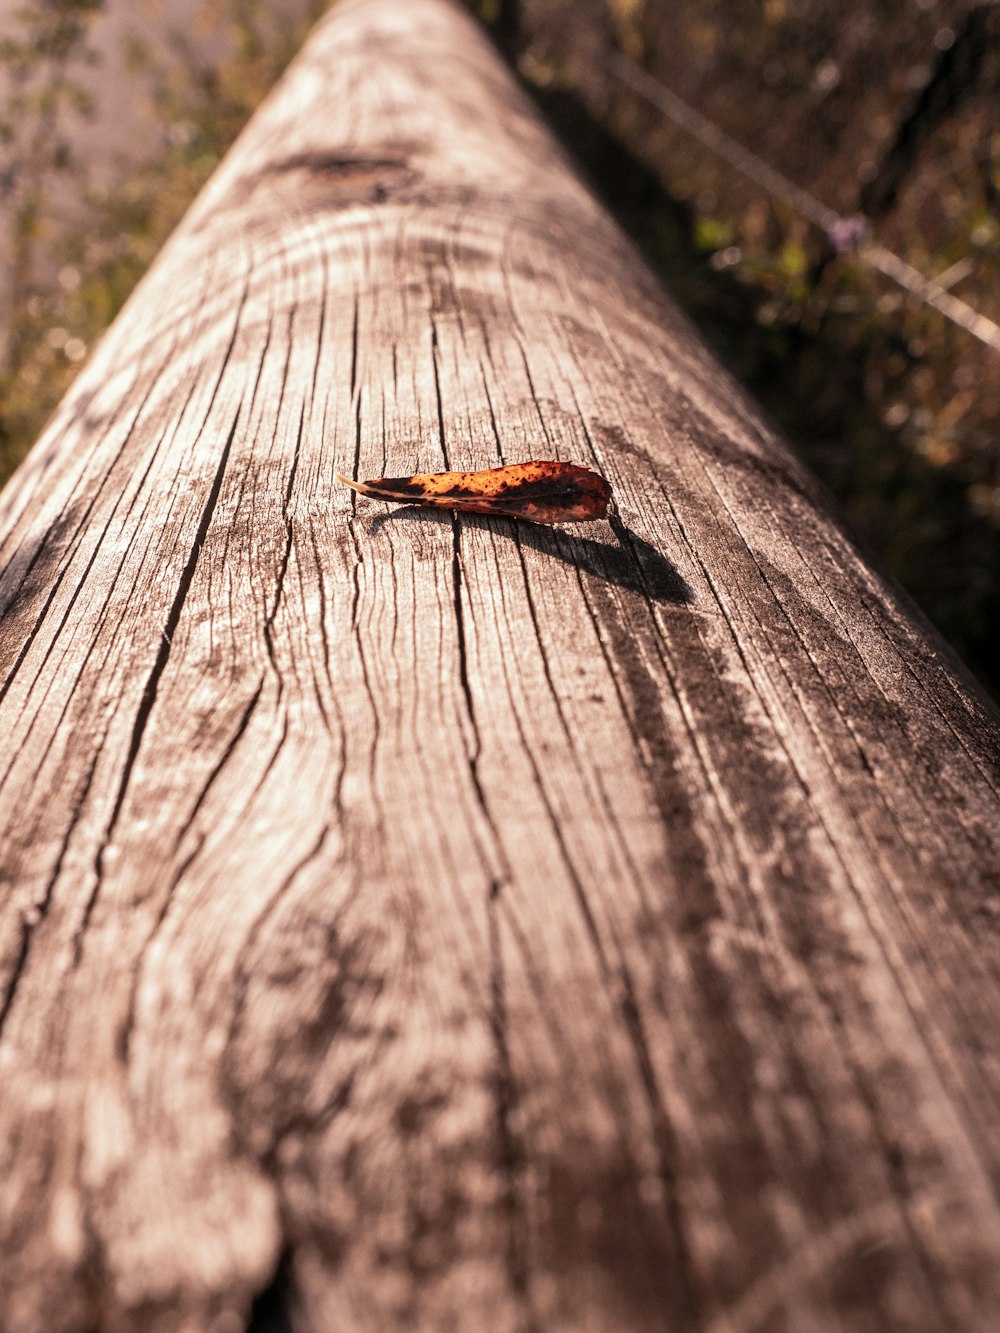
left=0, top=0, right=325, bottom=482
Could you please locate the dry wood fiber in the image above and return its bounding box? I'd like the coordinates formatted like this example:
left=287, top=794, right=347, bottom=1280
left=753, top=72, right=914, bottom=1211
left=1, top=0, right=999, bottom=1329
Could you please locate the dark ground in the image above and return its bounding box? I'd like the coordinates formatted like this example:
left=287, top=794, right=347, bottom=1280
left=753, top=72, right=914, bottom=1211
left=487, top=0, right=1000, bottom=695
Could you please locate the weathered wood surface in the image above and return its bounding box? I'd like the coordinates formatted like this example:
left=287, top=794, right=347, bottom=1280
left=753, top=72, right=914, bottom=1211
left=2, top=0, right=1000, bottom=1329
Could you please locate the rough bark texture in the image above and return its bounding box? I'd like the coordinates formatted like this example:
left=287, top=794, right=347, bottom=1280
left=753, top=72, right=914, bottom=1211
left=1, top=1, right=1000, bottom=1330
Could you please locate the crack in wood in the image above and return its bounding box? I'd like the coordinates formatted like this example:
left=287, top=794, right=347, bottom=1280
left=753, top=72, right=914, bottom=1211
left=75, top=402, right=243, bottom=963
left=488, top=887, right=539, bottom=1332
left=245, top=1248, right=296, bottom=1333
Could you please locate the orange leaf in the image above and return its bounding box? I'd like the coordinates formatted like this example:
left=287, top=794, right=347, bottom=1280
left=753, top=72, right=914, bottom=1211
left=336, top=460, right=612, bottom=525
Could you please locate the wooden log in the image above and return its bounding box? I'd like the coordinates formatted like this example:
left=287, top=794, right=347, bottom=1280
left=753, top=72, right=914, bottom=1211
left=1, top=0, right=999, bottom=1328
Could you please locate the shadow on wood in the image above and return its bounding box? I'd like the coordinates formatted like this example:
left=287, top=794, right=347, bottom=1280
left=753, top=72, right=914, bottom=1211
left=368, top=504, right=696, bottom=605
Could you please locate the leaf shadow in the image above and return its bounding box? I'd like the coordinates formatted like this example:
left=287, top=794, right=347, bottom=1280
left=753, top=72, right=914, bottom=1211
left=367, top=505, right=694, bottom=606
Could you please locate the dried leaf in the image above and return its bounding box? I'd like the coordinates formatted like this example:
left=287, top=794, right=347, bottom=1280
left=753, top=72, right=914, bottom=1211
left=336, top=460, right=612, bottom=524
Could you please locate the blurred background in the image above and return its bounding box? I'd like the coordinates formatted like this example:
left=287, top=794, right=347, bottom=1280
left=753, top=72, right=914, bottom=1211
left=1, top=0, right=998, bottom=691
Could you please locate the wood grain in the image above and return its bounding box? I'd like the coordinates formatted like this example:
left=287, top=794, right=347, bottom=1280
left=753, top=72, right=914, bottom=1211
left=2, top=0, right=1000, bottom=1329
